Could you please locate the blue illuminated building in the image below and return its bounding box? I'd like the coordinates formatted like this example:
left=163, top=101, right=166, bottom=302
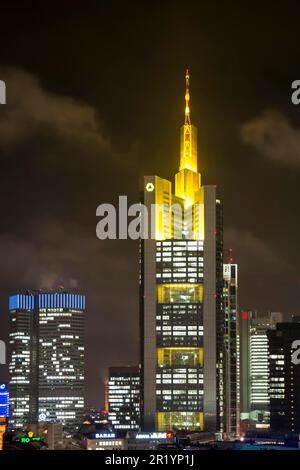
left=0, top=384, right=9, bottom=418
left=8, top=291, right=86, bottom=435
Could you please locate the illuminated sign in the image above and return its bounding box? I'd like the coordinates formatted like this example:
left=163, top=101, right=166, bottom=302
left=145, top=182, right=154, bottom=192
left=136, top=432, right=172, bottom=440
left=20, top=437, right=41, bottom=443
left=94, top=432, right=116, bottom=439
left=0, top=384, right=9, bottom=418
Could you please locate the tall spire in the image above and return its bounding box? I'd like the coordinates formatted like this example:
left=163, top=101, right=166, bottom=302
left=179, top=67, right=198, bottom=173
left=185, top=68, right=191, bottom=125
left=175, top=68, right=201, bottom=208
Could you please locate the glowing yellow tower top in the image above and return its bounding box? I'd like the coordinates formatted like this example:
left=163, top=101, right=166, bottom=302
left=185, top=68, right=191, bottom=125
left=175, top=68, right=201, bottom=206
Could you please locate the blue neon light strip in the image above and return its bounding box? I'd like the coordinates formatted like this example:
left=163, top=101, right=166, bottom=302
left=9, top=293, right=86, bottom=311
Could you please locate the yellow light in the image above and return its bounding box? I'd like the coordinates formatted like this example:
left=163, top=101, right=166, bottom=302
left=145, top=182, right=154, bottom=192
left=157, top=347, right=203, bottom=367
left=157, top=284, right=203, bottom=303
left=156, top=412, right=204, bottom=431
left=28, top=431, right=33, bottom=438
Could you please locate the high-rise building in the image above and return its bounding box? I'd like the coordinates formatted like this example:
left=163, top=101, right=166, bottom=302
left=8, top=291, right=86, bottom=434
left=0, top=384, right=9, bottom=418
left=268, top=321, right=300, bottom=434
left=239, top=311, right=282, bottom=428
left=239, top=310, right=250, bottom=422
left=140, top=70, right=224, bottom=432
left=108, top=366, right=140, bottom=431
left=223, top=262, right=239, bottom=437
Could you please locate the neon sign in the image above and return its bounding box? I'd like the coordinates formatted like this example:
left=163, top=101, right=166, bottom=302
left=136, top=432, right=173, bottom=440
left=94, top=432, right=116, bottom=439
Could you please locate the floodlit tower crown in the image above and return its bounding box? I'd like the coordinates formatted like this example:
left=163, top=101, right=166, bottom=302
left=175, top=68, right=201, bottom=207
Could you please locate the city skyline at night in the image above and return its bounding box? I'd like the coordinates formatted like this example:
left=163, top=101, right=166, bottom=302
left=0, top=1, right=300, bottom=424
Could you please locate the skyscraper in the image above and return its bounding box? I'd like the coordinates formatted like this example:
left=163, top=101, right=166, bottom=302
left=223, top=262, right=239, bottom=437
left=140, top=70, right=224, bottom=432
left=239, top=311, right=282, bottom=429
left=8, top=291, right=85, bottom=434
left=268, top=321, right=300, bottom=434
left=0, top=384, right=9, bottom=418
left=108, top=366, right=140, bottom=431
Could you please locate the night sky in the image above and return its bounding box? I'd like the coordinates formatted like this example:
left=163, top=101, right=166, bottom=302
left=0, top=0, right=300, bottom=407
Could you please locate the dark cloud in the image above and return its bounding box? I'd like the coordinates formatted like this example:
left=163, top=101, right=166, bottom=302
left=0, top=68, right=109, bottom=151
left=0, top=68, right=140, bottom=406
left=225, top=227, right=296, bottom=314
left=241, top=110, right=300, bottom=168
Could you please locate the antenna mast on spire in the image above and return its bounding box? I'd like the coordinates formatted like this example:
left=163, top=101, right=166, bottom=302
left=185, top=68, right=191, bottom=125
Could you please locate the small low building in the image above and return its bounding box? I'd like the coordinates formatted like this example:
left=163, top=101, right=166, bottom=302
left=85, top=433, right=126, bottom=450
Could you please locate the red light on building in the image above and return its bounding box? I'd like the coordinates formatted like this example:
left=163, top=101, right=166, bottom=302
left=242, top=313, right=248, bottom=319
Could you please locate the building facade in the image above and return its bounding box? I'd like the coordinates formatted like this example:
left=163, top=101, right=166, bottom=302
left=8, top=291, right=85, bottom=434
left=140, top=70, right=224, bottom=432
left=239, top=311, right=282, bottom=428
left=268, top=321, right=300, bottom=434
left=223, top=263, right=239, bottom=437
left=108, top=366, right=140, bottom=431
left=0, top=384, right=9, bottom=418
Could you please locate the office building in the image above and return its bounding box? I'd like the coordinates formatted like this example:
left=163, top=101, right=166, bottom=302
left=108, top=366, right=140, bottom=431
left=239, top=311, right=282, bottom=428
left=8, top=291, right=86, bottom=434
left=140, top=70, right=224, bottom=432
left=223, top=262, right=239, bottom=437
left=0, top=384, right=9, bottom=418
left=268, top=321, right=300, bottom=434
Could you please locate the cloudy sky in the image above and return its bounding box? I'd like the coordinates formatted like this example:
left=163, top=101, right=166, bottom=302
left=0, top=1, right=300, bottom=406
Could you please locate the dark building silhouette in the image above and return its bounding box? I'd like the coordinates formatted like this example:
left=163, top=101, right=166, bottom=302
left=267, top=322, right=300, bottom=434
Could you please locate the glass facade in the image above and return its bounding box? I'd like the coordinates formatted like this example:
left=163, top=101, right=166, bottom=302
left=239, top=311, right=282, bottom=428
left=108, top=366, right=140, bottom=430
left=155, top=240, right=204, bottom=430
left=8, top=292, right=85, bottom=435
left=268, top=322, right=300, bottom=433
left=223, top=263, right=239, bottom=437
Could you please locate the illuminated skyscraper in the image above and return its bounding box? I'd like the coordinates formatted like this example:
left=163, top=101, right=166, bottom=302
left=108, top=366, right=140, bottom=431
left=8, top=291, right=85, bottom=434
left=0, top=384, right=9, bottom=418
left=140, top=70, right=224, bottom=432
left=239, top=311, right=282, bottom=429
left=223, top=261, right=239, bottom=437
